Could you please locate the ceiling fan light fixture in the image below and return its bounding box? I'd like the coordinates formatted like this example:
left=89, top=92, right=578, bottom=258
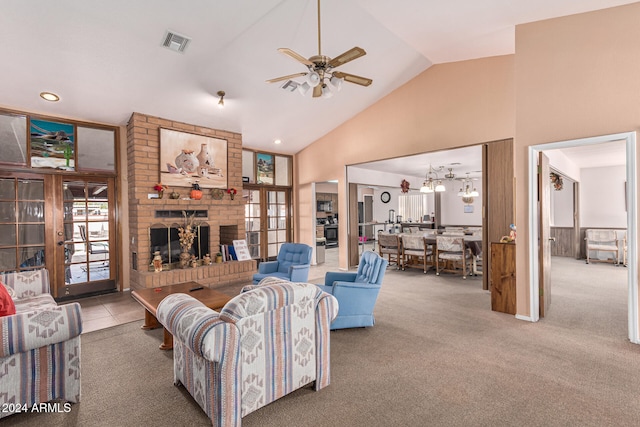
left=306, top=71, right=321, bottom=87
left=321, top=84, right=334, bottom=98
left=216, top=90, right=225, bottom=108
left=298, top=82, right=311, bottom=96
left=329, top=76, right=343, bottom=91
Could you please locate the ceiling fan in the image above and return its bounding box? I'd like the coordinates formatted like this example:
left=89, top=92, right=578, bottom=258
left=266, top=0, right=372, bottom=98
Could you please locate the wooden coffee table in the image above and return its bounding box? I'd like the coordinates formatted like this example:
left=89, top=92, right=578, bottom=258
left=131, top=281, right=233, bottom=350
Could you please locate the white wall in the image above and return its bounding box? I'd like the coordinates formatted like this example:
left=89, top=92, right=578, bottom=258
left=551, top=179, right=574, bottom=227
left=440, top=179, right=483, bottom=226
left=316, top=182, right=338, bottom=193
left=580, top=165, right=626, bottom=228
left=546, top=150, right=581, bottom=182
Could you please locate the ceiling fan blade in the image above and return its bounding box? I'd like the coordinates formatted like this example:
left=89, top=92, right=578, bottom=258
left=332, top=71, right=372, bottom=87
left=327, top=47, right=366, bottom=68
left=312, top=84, right=322, bottom=98
left=265, top=72, right=307, bottom=83
left=278, top=48, right=313, bottom=66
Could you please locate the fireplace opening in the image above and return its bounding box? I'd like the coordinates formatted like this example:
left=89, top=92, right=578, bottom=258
left=149, top=223, right=210, bottom=268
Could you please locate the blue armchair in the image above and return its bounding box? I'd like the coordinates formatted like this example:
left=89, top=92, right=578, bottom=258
left=252, top=242, right=313, bottom=284
left=316, top=250, right=388, bottom=329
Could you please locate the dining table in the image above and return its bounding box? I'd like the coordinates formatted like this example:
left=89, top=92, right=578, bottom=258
left=391, top=231, right=483, bottom=256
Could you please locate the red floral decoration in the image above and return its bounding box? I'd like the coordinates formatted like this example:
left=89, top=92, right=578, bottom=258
left=226, top=188, right=237, bottom=200
left=400, top=179, right=410, bottom=193
left=153, top=183, right=168, bottom=192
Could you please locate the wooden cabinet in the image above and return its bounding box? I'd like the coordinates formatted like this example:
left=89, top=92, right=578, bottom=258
left=490, top=242, right=516, bottom=315
left=316, top=225, right=325, bottom=238
left=317, top=193, right=338, bottom=213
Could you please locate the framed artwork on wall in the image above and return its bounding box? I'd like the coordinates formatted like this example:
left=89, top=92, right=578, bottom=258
left=30, top=118, right=75, bottom=170
left=256, top=153, right=274, bottom=184
left=160, top=128, right=227, bottom=189
left=464, top=205, right=474, bottom=213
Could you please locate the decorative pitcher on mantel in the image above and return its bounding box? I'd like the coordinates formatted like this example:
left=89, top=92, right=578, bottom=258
left=196, top=143, right=214, bottom=172
left=175, top=149, right=199, bottom=174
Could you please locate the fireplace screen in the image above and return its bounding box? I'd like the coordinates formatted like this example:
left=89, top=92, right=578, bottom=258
left=149, top=224, right=210, bottom=266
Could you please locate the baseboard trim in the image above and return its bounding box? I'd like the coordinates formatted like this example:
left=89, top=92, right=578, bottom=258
left=515, top=314, right=535, bottom=322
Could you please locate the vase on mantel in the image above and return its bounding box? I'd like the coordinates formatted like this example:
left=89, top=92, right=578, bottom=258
left=152, top=251, right=163, bottom=272
left=179, top=251, right=192, bottom=269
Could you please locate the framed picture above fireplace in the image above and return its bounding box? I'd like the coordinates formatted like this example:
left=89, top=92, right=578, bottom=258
left=160, top=128, right=227, bottom=189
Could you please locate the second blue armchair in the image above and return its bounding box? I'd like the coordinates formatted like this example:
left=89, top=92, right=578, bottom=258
left=316, top=250, right=388, bottom=329
left=252, top=242, right=313, bottom=284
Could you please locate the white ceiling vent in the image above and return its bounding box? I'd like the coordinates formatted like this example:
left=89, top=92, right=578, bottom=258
left=162, top=31, right=191, bottom=53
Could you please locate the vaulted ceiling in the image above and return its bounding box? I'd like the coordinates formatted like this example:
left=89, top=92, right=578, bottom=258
left=1, top=0, right=635, bottom=154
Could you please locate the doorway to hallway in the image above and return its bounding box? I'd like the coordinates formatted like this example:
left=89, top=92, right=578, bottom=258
left=528, top=132, right=638, bottom=343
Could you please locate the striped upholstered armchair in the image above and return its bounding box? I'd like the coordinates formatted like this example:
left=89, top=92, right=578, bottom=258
left=0, top=269, right=82, bottom=419
left=157, top=280, right=338, bottom=427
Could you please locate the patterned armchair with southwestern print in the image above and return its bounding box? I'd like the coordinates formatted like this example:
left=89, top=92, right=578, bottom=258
left=0, top=269, right=82, bottom=419
left=157, top=280, right=338, bottom=427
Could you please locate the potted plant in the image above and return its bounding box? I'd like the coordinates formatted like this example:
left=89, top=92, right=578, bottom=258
left=153, top=183, right=168, bottom=199
left=215, top=252, right=223, bottom=263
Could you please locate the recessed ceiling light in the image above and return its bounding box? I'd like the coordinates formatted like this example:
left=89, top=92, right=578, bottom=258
left=274, top=139, right=282, bottom=145
left=40, top=92, right=60, bottom=102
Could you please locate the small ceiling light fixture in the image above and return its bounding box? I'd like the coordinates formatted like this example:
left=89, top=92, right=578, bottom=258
left=40, top=92, right=60, bottom=102
left=458, top=173, right=480, bottom=198
left=420, top=165, right=446, bottom=193
left=274, top=139, right=282, bottom=145
left=217, top=90, right=225, bottom=108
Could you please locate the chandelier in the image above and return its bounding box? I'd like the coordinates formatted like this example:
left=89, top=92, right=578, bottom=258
left=420, top=165, right=446, bottom=193
left=458, top=173, right=479, bottom=202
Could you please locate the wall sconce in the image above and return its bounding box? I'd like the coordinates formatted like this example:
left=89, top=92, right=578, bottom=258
left=217, top=90, right=225, bottom=108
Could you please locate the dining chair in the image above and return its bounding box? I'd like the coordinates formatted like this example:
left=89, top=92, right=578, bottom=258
left=377, top=232, right=402, bottom=269
left=401, top=234, right=432, bottom=273
left=435, top=235, right=473, bottom=279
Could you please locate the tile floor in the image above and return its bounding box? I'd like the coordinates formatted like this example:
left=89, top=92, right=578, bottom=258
left=74, top=247, right=342, bottom=334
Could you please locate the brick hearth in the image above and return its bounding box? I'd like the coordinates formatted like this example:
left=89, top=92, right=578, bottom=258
left=126, top=112, right=256, bottom=290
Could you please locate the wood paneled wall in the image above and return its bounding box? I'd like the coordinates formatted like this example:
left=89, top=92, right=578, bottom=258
left=550, top=227, right=575, bottom=257
left=484, top=139, right=515, bottom=290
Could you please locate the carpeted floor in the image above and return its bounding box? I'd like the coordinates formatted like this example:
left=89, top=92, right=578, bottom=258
left=4, top=257, right=640, bottom=426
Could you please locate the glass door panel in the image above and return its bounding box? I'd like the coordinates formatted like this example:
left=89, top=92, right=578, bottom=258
left=266, top=190, right=289, bottom=260
left=59, top=178, right=115, bottom=297
left=0, top=177, right=46, bottom=272
left=244, top=187, right=292, bottom=261
left=244, top=189, right=262, bottom=259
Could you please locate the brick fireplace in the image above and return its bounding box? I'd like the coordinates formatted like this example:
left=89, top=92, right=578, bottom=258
left=126, top=112, right=256, bottom=290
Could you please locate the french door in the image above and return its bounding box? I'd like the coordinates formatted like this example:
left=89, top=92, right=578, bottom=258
left=0, top=173, right=116, bottom=299
left=244, top=187, right=292, bottom=261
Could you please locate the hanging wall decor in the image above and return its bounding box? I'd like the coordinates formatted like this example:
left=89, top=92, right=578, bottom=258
left=550, top=172, right=563, bottom=191
left=30, top=118, right=75, bottom=170
left=400, top=179, right=410, bottom=193
left=160, top=128, right=227, bottom=189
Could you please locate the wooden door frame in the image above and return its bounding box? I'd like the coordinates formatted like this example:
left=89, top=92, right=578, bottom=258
left=538, top=152, right=551, bottom=317
left=243, top=185, right=293, bottom=261
left=527, top=132, right=638, bottom=344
